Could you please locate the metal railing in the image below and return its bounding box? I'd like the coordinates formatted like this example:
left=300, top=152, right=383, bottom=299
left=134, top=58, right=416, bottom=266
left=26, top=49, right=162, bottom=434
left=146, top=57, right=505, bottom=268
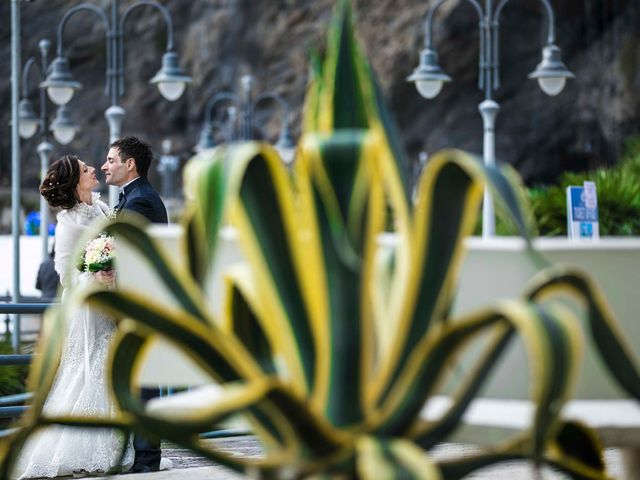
left=0, top=356, right=32, bottom=419
left=0, top=355, right=32, bottom=366
left=0, top=303, right=52, bottom=315
left=0, top=302, right=252, bottom=439
left=0, top=302, right=44, bottom=422
left=1, top=298, right=54, bottom=345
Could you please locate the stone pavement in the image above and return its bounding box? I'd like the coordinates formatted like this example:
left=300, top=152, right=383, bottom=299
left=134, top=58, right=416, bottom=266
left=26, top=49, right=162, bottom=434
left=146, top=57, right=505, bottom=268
left=98, top=437, right=625, bottom=479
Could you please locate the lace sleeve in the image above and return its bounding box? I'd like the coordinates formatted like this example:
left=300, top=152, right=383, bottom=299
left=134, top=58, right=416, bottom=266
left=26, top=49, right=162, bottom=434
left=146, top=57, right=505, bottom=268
left=54, top=211, right=87, bottom=288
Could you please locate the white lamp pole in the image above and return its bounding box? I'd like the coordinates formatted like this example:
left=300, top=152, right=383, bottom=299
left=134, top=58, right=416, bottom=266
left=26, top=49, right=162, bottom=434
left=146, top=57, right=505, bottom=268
left=408, top=0, right=574, bottom=237
left=37, top=141, right=54, bottom=260
left=41, top=0, right=192, bottom=207
left=479, top=98, right=499, bottom=237
left=157, top=139, right=180, bottom=199
left=10, top=0, right=23, bottom=351
left=105, top=105, right=126, bottom=205
left=36, top=40, right=53, bottom=261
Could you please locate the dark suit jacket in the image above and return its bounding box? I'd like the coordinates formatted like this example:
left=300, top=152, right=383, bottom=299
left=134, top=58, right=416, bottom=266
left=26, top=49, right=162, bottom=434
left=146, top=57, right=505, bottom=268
left=115, top=177, right=168, bottom=224
left=35, top=256, right=60, bottom=301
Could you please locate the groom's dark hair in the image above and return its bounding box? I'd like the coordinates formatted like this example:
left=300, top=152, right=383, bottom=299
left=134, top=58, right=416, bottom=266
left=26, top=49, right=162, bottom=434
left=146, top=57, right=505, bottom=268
left=110, top=136, right=153, bottom=177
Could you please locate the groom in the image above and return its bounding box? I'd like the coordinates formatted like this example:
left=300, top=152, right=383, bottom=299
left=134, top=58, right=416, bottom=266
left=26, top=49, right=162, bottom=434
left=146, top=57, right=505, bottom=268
left=104, top=136, right=168, bottom=224
left=102, top=136, right=167, bottom=473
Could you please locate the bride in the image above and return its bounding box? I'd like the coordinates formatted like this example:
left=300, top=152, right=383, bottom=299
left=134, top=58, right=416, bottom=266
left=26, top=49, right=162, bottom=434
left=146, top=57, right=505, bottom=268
left=12, top=154, right=133, bottom=479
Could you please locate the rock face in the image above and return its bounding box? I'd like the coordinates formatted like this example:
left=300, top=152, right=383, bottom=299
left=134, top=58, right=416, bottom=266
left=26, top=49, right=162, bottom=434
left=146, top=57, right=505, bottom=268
left=1, top=0, right=638, bottom=193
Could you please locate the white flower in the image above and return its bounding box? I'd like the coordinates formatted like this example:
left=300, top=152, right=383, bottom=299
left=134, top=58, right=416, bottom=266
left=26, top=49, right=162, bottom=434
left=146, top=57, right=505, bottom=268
left=81, top=234, right=115, bottom=271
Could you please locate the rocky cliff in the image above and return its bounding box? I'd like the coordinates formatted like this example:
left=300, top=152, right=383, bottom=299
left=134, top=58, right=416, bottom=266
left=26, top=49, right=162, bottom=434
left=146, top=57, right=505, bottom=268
left=1, top=0, right=638, bottom=195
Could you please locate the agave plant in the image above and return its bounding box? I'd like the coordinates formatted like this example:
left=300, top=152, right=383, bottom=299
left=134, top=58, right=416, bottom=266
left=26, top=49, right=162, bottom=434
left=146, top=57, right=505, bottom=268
left=2, top=1, right=639, bottom=479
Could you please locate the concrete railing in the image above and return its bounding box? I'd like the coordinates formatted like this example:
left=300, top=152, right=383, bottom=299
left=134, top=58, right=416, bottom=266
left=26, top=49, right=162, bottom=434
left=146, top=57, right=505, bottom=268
left=119, top=227, right=640, bottom=477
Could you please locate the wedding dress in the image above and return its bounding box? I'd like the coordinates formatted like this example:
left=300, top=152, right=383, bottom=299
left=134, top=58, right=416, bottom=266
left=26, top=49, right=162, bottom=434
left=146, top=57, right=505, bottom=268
left=12, top=193, right=134, bottom=479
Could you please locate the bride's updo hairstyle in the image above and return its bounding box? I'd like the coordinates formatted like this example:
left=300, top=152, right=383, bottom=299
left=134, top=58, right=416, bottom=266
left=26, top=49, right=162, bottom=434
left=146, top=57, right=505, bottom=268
left=40, top=154, right=81, bottom=210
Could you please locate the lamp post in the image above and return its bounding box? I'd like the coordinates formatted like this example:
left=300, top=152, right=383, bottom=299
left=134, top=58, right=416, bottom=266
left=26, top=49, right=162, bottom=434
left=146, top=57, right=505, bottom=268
left=19, top=39, right=82, bottom=262
left=157, top=138, right=180, bottom=199
left=195, top=75, right=296, bottom=164
left=10, top=0, right=23, bottom=352
left=408, top=0, right=574, bottom=237
left=41, top=0, right=192, bottom=206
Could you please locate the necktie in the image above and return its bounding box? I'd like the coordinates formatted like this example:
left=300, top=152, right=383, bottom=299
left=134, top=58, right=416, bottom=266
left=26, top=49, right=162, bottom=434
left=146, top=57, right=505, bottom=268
left=118, top=191, right=125, bottom=203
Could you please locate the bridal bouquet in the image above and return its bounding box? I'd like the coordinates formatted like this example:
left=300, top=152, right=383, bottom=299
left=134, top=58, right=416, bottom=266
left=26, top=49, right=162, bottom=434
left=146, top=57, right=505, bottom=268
left=77, top=234, right=115, bottom=273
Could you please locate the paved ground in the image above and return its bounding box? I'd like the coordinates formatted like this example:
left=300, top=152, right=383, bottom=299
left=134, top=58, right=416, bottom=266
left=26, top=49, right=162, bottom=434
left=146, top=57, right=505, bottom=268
left=98, top=437, right=625, bottom=479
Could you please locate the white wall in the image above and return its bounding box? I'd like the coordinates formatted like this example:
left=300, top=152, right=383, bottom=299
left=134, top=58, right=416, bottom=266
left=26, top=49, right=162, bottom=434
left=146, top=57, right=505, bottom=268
left=0, top=235, right=44, bottom=298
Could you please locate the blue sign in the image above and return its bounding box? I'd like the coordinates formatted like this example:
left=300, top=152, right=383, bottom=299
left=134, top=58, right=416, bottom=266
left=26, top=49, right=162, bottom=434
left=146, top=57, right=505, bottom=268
left=566, top=183, right=599, bottom=240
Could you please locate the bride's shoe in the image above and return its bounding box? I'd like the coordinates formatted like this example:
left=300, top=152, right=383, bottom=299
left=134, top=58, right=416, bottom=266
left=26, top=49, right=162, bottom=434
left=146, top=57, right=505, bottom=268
left=72, top=469, right=105, bottom=478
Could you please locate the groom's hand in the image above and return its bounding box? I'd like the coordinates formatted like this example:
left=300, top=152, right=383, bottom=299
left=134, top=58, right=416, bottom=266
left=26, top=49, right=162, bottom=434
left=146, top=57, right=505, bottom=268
left=94, top=269, right=116, bottom=289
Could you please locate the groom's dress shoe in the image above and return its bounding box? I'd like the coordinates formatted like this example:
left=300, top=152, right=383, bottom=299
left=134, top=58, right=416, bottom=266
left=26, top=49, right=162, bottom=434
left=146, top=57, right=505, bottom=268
left=125, top=458, right=172, bottom=474
left=126, top=463, right=158, bottom=474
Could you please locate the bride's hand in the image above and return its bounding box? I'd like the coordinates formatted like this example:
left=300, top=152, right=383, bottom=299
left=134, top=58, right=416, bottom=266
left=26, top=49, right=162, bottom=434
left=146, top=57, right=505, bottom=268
left=94, top=269, right=116, bottom=288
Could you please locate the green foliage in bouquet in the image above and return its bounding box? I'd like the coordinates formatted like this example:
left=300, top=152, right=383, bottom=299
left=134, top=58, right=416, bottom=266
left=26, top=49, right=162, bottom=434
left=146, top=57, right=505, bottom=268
left=1, top=2, right=639, bottom=479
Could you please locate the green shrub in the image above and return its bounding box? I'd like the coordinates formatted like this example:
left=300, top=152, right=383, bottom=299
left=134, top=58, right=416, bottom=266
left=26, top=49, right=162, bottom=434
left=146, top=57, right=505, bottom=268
left=485, top=140, right=640, bottom=236
left=530, top=155, right=640, bottom=236
left=0, top=338, right=28, bottom=430
left=0, top=338, right=26, bottom=397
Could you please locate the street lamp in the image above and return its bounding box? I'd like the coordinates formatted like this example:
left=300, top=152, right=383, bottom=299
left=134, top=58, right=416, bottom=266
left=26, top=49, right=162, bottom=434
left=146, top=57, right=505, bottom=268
left=41, top=0, right=192, bottom=206
left=17, top=98, right=38, bottom=139
left=49, top=106, right=80, bottom=145
left=408, top=0, right=574, bottom=237
left=194, top=119, right=233, bottom=153
left=195, top=75, right=296, bottom=164
left=18, top=39, right=80, bottom=262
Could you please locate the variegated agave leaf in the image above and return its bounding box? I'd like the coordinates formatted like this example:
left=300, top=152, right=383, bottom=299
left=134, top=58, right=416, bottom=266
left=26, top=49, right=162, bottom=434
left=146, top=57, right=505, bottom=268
left=3, top=2, right=638, bottom=480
